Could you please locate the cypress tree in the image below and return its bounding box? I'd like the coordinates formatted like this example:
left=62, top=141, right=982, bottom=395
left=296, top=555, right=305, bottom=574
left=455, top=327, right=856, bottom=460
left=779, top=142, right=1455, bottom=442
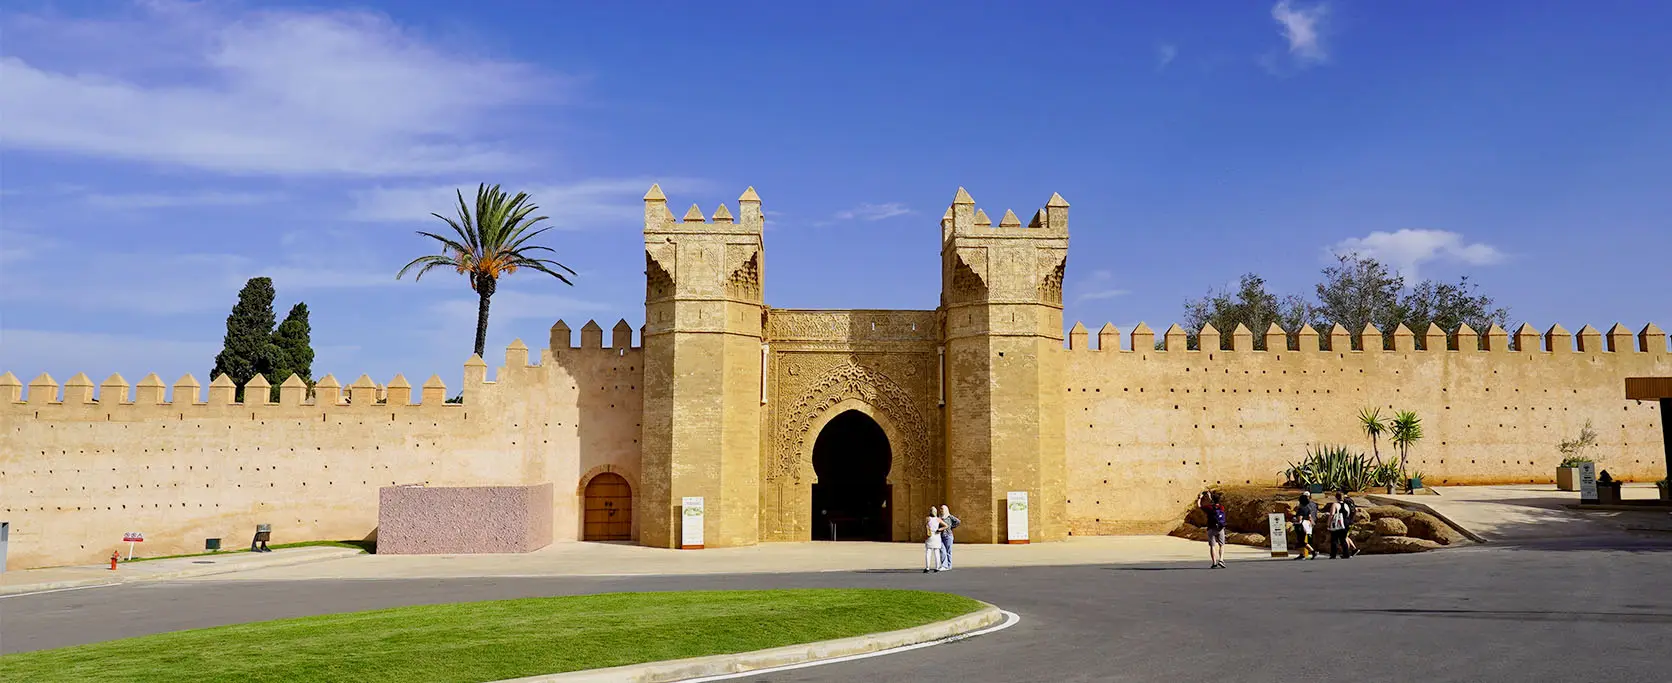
left=269, top=302, right=315, bottom=400
left=211, top=277, right=278, bottom=402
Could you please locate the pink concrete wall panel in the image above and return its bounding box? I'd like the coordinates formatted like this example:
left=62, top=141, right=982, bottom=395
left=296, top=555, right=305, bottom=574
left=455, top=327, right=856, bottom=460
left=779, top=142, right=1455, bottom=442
left=376, top=483, right=554, bottom=554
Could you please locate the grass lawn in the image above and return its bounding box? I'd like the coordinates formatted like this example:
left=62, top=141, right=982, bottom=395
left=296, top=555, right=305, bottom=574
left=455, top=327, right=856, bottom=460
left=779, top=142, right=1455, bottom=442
left=124, top=539, right=374, bottom=563
left=0, top=589, right=983, bottom=683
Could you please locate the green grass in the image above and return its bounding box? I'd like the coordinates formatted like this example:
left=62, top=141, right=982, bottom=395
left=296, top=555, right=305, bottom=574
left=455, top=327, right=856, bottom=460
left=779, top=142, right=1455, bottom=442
left=0, top=589, right=983, bottom=683
left=123, top=540, right=374, bottom=563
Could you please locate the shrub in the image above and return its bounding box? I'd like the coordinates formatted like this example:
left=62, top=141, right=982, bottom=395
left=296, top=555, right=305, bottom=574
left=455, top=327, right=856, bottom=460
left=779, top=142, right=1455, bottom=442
left=1282, top=445, right=1379, bottom=493
left=1557, top=421, right=1598, bottom=468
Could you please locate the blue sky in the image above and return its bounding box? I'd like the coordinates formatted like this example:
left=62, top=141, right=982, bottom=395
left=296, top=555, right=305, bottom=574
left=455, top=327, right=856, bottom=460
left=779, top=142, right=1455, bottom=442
left=3, top=0, right=1669, bottom=392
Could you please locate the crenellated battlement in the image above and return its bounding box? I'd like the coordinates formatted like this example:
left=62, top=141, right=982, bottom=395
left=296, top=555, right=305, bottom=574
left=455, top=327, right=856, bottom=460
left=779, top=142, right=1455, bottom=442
left=940, top=187, right=1069, bottom=242
left=547, top=318, right=645, bottom=353
left=1063, top=321, right=1670, bottom=355
left=0, top=368, right=460, bottom=409
left=642, top=184, right=763, bottom=234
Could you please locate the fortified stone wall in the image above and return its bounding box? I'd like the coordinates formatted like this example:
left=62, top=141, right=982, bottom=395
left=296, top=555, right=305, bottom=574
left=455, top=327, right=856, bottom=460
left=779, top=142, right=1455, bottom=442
left=0, top=322, right=645, bottom=570
left=1061, top=320, right=1671, bottom=535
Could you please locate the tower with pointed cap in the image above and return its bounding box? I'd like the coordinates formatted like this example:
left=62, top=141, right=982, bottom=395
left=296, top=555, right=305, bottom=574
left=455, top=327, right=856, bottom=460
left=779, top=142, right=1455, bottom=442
left=640, top=184, right=767, bottom=548
left=939, top=187, right=1071, bottom=543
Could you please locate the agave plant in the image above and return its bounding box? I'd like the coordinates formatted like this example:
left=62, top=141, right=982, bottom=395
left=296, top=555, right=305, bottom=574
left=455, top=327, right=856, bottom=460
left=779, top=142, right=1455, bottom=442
left=1282, top=459, right=1320, bottom=488
left=1282, top=445, right=1379, bottom=493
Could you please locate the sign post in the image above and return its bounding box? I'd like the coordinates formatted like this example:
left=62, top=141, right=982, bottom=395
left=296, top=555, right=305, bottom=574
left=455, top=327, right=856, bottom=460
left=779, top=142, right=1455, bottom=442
left=1578, top=461, right=1598, bottom=504
left=1006, top=491, right=1029, bottom=544
left=122, top=532, right=144, bottom=560
left=680, top=497, right=704, bottom=550
left=1267, top=513, right=1288, bottom=557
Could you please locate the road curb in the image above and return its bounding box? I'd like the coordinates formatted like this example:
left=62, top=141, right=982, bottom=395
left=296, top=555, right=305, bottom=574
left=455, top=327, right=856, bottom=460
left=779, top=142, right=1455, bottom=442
left=1364, top=495, right=1488, bottom=544
left=0, top=548, right=364, bottom=597
left=494, top=603, right=1006, bottom=683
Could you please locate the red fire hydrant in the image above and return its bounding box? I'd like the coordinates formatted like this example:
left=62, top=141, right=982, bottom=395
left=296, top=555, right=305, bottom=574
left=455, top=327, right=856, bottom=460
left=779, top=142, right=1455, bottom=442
left=110, top=551, right=120, bottom=570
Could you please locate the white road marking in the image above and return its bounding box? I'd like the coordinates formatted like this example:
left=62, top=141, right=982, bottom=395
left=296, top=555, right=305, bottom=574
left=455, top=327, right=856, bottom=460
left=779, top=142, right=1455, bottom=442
left=674, top=609, right=1022, bottom=682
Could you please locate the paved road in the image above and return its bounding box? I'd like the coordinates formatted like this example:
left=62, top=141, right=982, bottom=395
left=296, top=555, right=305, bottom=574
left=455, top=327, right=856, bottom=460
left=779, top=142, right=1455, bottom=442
left=6, top=540, right=1672, bottom=682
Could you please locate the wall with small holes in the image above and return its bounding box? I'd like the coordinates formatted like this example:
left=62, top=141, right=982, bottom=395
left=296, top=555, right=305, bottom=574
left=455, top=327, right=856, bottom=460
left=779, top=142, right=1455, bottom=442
left=1060, top=326, right=1670, bottom=535
left=0, top=327, right=644, bottom=571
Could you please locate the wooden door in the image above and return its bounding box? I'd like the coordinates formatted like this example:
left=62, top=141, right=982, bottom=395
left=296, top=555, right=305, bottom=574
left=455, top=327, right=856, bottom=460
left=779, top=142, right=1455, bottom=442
left=583, top=473, right=632, bottom=541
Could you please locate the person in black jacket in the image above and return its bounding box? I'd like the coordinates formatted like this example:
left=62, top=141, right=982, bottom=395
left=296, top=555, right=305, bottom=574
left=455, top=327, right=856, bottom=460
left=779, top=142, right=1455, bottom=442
left=1294, top=492, right=1318, bottom=560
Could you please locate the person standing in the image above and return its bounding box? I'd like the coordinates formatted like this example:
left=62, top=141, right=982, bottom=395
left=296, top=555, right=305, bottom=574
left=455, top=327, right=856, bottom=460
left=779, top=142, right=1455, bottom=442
left=938, top=504, right=960, bottom=571
left=1294, top=492, right=1318, bottom=560
left=1332, top=491, right=1358, bottom=558
left=1199, top=490, right=1228, bottom=568
left=924, top=508, right=946, bottom=573
left=1326, top=494, right=1350, bottom=559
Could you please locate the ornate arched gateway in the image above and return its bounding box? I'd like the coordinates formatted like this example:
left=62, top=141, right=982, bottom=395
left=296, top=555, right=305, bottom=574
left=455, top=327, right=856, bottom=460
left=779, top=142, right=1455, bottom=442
left=762, top=310, right=943, bottom=542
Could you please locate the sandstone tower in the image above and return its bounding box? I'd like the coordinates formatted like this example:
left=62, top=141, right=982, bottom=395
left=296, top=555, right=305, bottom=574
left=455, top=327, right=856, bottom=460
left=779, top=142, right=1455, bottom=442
left=639, top=186, right=766, bottom=547
left=939, top=189, right=1070, bottom=543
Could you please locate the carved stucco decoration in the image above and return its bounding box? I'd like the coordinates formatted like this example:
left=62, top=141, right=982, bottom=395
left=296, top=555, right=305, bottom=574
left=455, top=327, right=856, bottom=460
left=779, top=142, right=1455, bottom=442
left=768, top=310, right=938, bottom=344
left=724, top=244, right=761, bottom=302
left=770, top=358, right=932, bottom=485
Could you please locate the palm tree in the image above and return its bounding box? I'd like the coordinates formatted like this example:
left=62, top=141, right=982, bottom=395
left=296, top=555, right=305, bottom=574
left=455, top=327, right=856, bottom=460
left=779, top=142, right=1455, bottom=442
left=1358, top=407, right=1388, bottom=465
left=1389, top=410, right=1424, bottom=484
left=397, top=184, right=576, bottom=357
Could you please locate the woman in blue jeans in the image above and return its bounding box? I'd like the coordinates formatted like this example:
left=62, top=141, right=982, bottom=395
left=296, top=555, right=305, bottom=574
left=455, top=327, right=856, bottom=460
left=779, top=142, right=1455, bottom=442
left=938, top=504, right=960, bottom=570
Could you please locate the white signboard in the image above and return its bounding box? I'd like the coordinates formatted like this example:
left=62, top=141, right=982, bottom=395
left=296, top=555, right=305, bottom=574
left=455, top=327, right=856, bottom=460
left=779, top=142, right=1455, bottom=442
left=680, top=496, right=704, bottom=549
left=1006, top=491, right=1029, bottom=544
left=1267, top=513, right=1288, bottom=557
left=1578, top=461, right=1598, bottom=502
left=122, top=532, right=144, bottom=560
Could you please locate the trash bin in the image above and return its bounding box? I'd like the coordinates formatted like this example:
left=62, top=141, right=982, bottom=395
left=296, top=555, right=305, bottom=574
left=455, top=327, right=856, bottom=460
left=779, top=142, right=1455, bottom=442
left=205, top=538, right=221, bottom=552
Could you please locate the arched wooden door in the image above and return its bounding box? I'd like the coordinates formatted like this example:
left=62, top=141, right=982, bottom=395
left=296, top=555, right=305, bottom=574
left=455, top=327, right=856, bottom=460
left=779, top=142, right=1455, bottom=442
left=583, top=473, right=632, bottom=541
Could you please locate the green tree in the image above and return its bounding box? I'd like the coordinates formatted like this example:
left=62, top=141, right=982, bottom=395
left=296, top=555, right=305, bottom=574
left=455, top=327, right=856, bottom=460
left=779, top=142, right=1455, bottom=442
left=1390, top=410, right=1424, bottom=483
left=1312, top=254, right=1407, bottom=350
left=211, top=277, right=281, bottom=402
left=398, top=184, right=576, bottom=358
left=1398, top=276, right=1511, bottom=350
left=268, top=302, right=315, bottom=401
left=1180, top=273, right=1315, bottom=350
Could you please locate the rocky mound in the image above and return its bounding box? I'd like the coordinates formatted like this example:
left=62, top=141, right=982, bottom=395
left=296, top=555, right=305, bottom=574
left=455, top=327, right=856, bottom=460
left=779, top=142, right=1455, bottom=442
left=1171, top=487, right=1466, bottom=555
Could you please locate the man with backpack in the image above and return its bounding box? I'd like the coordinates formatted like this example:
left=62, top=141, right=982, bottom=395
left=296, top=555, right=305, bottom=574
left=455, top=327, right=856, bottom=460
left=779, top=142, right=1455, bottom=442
left=1199, top=490, right=1229, bottom=568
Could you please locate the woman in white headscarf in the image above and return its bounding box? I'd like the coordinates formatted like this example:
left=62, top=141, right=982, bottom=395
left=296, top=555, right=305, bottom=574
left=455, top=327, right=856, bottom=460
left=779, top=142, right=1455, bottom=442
left=924, top=508, right=946, bottom=573
left=938, top=504, right=960, bottom=571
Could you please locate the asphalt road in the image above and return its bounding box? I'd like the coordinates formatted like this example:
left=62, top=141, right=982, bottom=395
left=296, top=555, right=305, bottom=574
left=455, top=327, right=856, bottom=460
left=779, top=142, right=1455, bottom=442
left=5, top=540, right=1672, bottom=682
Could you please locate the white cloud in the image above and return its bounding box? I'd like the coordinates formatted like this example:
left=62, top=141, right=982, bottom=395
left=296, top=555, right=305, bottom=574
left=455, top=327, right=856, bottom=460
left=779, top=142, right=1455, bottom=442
left=347, top=178, right=712, bottom=228
left=0, top=4, right=558, bottom=176
left=1156, top=44, right=1178, bottom=71
left=1268, top=1, right=1330, bottom=70
left=1328, top=229, right=1506, bottom=279
left=82, top=190, right=284, bottom=209
left=0, top=246, right=401, bottom=315
left=1071, top=269, right=1131, bottom=304
left=817, top=203, right=914, bottom=226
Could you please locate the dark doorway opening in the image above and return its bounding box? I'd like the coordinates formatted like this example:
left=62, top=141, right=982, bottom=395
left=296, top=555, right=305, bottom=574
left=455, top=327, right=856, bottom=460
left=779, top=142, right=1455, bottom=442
left=811, top=410, right=893, bottom=541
